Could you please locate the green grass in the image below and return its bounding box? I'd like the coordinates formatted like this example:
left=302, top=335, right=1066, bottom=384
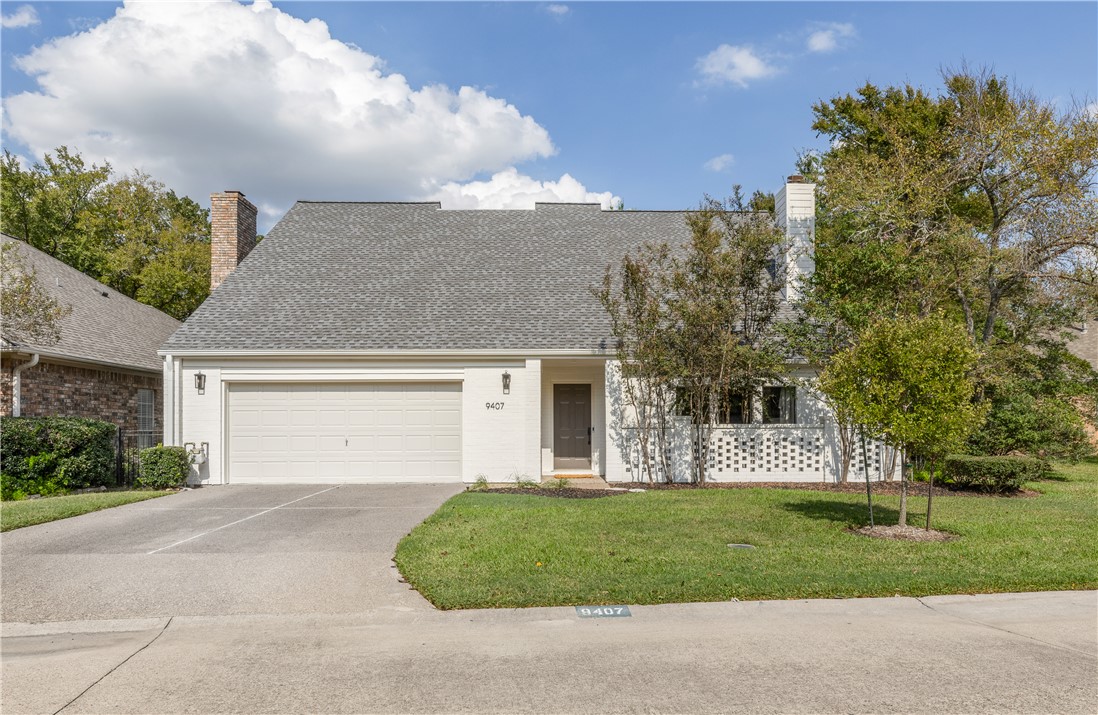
left=395, top=459, right=1098, bottom=609
left=1, top=490, right=172, bottom=532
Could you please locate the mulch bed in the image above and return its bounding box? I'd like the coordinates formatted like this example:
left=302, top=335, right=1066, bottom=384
left=632, top=480, right=1038, bottom=498
left=479, top=488, right=629, bottom=499
left=474, top=481, right=1039, bottom=500
left=851, top=524, right=958, bottom=542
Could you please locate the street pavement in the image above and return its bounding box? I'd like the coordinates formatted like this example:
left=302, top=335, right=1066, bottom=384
left=1, top=485, right=1095, bottom=714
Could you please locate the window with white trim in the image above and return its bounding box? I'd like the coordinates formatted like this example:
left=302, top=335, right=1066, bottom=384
left=137, top=389, right=155, bottom=432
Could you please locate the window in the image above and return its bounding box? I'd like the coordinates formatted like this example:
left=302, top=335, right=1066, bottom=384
left=762, top=386, right=796, bottom=424
left=718, top=391, right=751, bottom=424
left=675, top=387, right=751, bottom=424
left=137, top=389, right=156, bottom=443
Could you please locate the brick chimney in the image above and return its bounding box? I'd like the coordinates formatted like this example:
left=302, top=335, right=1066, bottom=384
left=210, top=190, right=258, bottom=291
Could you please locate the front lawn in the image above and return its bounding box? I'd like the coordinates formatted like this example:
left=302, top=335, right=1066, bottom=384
left=395, top=459, right=1098, bottom=609
left=1, top=490, right=171, bottom=532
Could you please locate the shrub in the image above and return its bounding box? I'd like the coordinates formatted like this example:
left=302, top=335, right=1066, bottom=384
left=1, top=417, right=117, bottom=500
left=969, top=393, right=1094, bottom=461
left=943, top=455, right=1048, bottom=493
left=137, top=446, right=190, bottom=489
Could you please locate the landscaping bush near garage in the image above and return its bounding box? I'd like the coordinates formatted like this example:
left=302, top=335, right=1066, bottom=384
left=136, top=446, right=190, bottom=489
left=0, top=417, right=118, bottom=500
left=395, top=459, right=1098, bottom=609
left=943, top=454, right=1049, bottom=493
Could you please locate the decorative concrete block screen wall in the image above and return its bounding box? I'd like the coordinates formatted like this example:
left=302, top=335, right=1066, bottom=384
left=617, top=423, right=896, bottom=483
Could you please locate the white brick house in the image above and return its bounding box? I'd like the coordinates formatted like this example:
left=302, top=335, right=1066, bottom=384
left=161, top=179, right=892, bottom=486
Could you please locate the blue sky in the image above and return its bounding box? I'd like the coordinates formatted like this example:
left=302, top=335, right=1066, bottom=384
left=2, top=1, right=1096, bottom=230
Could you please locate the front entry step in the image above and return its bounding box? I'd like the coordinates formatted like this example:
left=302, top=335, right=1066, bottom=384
left=541, top=474, right=608, bottom=489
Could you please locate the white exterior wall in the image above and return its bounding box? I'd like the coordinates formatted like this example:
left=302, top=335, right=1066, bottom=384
left=775, top=180, right=816, bottom=300
left=540, top=361, right=607, bottom=475
left=170, top=356, right=542, bottom=485
left=603, top=363, right=896, bottom=484
left=461, top=360, right=539, bottom=482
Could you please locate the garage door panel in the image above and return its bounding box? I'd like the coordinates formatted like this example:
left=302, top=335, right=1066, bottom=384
left=318, top=434, right=345, bottom=450
left=377, top=408, right=403, bottom=425
left=434, top=434, right=461, bottom=451
left=405, top=434, right=433, bottom=451
left=291, top=410, right=318, bottom=426
left=348, top=409, right=376, bottom=426
left=347, top=434, right=377, bottom=450
left=229, top=382, right=461, bottom=484
left=262, top=410, right=289, bottom=427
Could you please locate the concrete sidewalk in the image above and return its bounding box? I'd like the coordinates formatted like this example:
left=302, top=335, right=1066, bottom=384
left=3, top=590, right=1095, bottom=714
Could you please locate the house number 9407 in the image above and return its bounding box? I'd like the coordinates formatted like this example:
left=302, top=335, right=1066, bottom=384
left=486, top=402, right=505, bottom=410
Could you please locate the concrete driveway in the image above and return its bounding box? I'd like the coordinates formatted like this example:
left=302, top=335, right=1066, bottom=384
left=2, top=486, right=1096, bottom=714
left=0, top=483, right=463, bottom=623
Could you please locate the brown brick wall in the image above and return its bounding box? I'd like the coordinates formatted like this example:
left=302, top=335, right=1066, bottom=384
left=210, top=190, right=258, bottom=291
left=0, top=357, right=163, bottom=434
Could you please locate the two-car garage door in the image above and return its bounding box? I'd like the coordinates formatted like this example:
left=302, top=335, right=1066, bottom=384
left=227, top=383, right=461, bottom=484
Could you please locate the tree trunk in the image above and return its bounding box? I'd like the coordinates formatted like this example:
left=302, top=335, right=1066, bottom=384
left=898, top=453, right=909, bottom=527
left=860, top=430, right=874, bottom=527
left=925, top=459, right=934, bottom=531
left=839, top=422, right=853, bottom=483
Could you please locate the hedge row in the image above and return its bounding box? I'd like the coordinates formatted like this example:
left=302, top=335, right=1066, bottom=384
left=1, top=418, right=192, bottom=500
left=943, top=455, right=1049, bottom=493
left=0, top=417, right=118, bottom=500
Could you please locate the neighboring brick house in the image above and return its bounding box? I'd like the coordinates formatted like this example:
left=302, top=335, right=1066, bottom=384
left=1, top=234, right=181, bottom=435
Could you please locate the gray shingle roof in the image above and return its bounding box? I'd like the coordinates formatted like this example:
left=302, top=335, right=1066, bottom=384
left=2, top=234, right=181, bottom=372
left=162, top=202, right=770, bottom=353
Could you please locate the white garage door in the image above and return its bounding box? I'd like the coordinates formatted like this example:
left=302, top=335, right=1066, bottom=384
left=227, top=383, right=461, bottom=484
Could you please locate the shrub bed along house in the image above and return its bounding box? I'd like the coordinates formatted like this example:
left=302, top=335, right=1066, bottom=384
left=0, top=417, right=118, bottom=500
left=943, top=454, right=1048, bottom=493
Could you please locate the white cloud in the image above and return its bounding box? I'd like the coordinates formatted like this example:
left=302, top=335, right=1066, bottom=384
left=1, top=5, right=39, bottom=28
left=428, top=167, right=620, bottom=210
left=1084, top=102, right=1098, bottom=119
left=545, top=4, right=570, bottom=17
left=2, top=0, right=619, bottom=221
left=704, top=154, right=735, bottom=172
left=695, top=44, right=779, bottom=88
left=806, top=22, right=856, bottom=53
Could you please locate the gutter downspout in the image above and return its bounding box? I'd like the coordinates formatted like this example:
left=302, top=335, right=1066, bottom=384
left=11, top=353, right=40, bottom=417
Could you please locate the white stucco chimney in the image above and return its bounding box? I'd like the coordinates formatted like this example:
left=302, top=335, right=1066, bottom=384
left=775, top=175, right=816, bottom=300
left=210, top=190, right=258, bottom=291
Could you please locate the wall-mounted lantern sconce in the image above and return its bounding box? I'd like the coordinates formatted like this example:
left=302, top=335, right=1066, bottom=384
left=502, top=371, right=511, bottom=395
left=195, top=372, right=206, bottom=394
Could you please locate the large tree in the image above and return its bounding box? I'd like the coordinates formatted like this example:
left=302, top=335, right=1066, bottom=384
left=1, top=147, right=211, bottom=320
left=798, top=68, right=1098, bottom=458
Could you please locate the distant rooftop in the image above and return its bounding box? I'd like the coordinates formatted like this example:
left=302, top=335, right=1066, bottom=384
left=2, top=234, right=181, bottom=372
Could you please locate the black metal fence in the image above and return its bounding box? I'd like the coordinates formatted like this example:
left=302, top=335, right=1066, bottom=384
left=115, top=429, right=160, bottom=486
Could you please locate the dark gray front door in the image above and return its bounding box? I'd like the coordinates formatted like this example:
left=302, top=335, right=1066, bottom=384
left=554, top=384, right=592, bottom=470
